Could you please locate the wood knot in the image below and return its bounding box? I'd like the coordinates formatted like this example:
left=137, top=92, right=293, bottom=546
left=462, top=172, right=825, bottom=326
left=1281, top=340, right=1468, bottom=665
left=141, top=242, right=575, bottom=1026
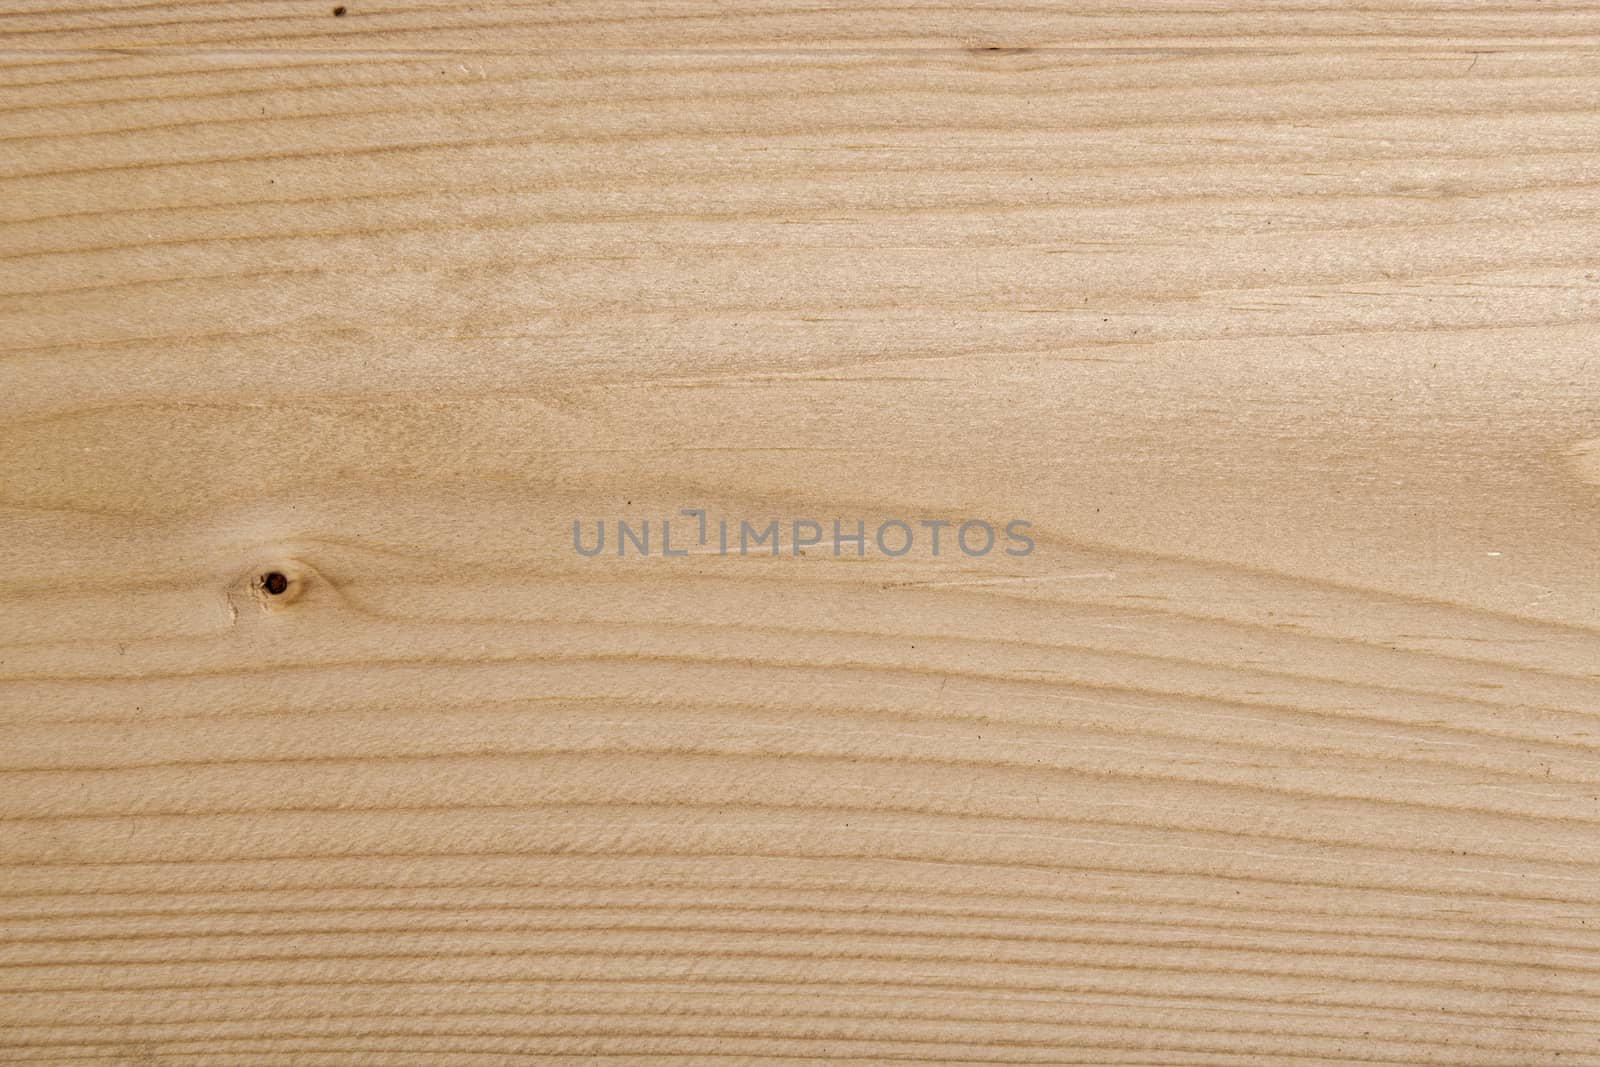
left=247, top=562, right=309, bottom=609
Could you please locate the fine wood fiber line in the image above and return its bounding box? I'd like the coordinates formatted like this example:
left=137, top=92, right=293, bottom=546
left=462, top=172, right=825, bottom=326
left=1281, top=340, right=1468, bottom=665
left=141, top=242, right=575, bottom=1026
left=2, top=6, right=1599, bottom=1066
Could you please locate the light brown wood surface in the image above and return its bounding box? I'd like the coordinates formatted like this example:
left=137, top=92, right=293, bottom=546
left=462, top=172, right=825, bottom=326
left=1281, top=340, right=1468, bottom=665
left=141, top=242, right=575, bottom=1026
left=4, top=4, right=1600, bottom=1064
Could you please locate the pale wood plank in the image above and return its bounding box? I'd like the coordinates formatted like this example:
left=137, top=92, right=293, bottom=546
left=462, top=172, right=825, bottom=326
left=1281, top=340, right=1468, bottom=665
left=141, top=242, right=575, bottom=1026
left=6, top=1, right=1600, bottom=52
left=2, top=23, right=1599, bottom=1067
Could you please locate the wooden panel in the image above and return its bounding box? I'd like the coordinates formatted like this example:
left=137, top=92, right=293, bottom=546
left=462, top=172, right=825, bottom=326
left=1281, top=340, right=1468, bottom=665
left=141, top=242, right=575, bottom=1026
left=2, top=16, right=1600, bottom=1067
left=6, top=0, right=1600, bottom=50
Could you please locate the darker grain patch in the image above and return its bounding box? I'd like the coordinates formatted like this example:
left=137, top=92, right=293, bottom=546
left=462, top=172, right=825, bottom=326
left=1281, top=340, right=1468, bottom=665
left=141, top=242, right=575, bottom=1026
left=968, top=45, right=1036, bottom=57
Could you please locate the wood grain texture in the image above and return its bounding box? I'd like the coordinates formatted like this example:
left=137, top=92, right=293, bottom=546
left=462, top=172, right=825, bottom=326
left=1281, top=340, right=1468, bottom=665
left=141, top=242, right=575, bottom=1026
left=8, top=1, right=1600, bottom=51
left=3, top=9, right=1600, bottom=1066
